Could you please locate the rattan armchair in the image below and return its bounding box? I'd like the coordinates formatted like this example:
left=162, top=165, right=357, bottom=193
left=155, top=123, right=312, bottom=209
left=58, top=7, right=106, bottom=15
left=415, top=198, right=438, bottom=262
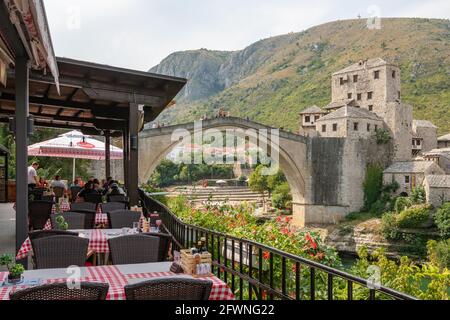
left=53, top=186, right=65, bottom=202
left=71, top=202, right=97, bottom=212
left=70, top=185, right=82, bottom=203
left=124, top=278, right=212, bottom=300
left=72, top=211, right=96, bottom=229
left=101, top=202, right=126, bottom=214
left=107, top=210, right=141, bottom=229
left=84, top=193, right=103, bottom=206
left=108, top=234, right=160, bottom=265
left=31, top=235, right=89, bottom=269
left=142, top=232, right=172, bottom=262
left=51, top=212, right=86, bottom=230
left=28, top=201, right=54, bottom=231
left=10, top=282, right=109, bottom=300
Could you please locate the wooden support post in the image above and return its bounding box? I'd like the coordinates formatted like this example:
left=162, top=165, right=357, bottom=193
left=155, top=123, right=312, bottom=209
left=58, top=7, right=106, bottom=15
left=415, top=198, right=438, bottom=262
left=128, top=102, right=139, bottom=206
left=122, top=128, right=129, bottom=192
left=15, top=56, right=29, bottom=267
left=105, top=131, right=111, bottom=179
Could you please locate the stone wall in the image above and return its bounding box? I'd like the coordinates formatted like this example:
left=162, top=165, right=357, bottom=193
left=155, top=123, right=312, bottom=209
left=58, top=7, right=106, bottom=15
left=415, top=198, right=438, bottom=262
left=88, top=160, right=124, bottom=182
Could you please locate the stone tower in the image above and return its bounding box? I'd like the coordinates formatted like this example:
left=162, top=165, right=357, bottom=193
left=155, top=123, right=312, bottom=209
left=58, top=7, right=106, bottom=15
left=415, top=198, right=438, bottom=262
left=331, top=58, right=412, bottom=161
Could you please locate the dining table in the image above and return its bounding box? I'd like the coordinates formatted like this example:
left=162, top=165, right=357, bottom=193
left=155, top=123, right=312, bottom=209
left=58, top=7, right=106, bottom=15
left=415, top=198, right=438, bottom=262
left=16, top=228, right=147, bottom=261
left=0, top=262, right=235, bottom=300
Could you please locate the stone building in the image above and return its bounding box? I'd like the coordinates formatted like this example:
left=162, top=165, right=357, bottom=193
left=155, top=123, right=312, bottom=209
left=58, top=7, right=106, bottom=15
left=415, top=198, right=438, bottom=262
left=412, top=120, right=438, bottom=155
left=315, top=106, right=384, bottom=139
left=438, top=133, right=450, bottom=149
left=299, top=105, right=326, bottom=136
left=423, top=148, right=450, bottom=174
left=423, top=175, right=450, bottom=208
left=383, top=161, right=445, bottom=196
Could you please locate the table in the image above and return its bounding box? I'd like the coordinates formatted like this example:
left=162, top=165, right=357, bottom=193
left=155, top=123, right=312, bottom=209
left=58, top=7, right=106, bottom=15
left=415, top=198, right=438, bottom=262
left=16, top=229, right=134, bottom=260
left=0, top=262, right=234, bottom=300
left=14, top=202, right=109, bottom=227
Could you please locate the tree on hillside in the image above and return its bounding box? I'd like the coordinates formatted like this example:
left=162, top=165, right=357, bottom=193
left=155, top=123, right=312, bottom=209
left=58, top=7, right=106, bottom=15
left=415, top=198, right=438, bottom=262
left=249, top=165, right=269, bottom=208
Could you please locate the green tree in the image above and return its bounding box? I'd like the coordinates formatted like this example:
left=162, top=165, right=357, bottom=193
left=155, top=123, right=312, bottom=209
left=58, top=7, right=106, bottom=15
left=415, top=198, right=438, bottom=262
left=249, top=165, right=269, bottom=205
left=151, top=159, right=180, bottom=187
left=363, top=165, right=384, bottom=211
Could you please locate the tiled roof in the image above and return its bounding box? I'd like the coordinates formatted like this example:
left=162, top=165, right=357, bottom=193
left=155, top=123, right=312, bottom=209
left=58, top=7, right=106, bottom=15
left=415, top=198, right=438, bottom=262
left=384, top=161, right=437, bottom=174
left=424, top=148, right=450, bottom=160
left=299, top=105, right=327, bottom=115
left=413, top=120, right=437, bottom=129
left=317, top=106, right=382, bottom=122
left=324, top=99, right=355, bottom=110
left=438, top=133, right=450, bottom=142
left=333, top=58, right=389, bottom=75
left=425, top=175, right=450, bottom=188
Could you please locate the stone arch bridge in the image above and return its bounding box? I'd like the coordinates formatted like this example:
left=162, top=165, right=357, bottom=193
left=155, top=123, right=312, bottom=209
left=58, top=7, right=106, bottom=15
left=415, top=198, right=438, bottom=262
left=139, top=117, right=388, bottom=226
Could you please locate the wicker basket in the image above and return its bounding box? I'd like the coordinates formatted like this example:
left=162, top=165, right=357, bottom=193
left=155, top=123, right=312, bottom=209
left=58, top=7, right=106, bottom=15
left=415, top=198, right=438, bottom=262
left=180, top=249, right=212, bottom=277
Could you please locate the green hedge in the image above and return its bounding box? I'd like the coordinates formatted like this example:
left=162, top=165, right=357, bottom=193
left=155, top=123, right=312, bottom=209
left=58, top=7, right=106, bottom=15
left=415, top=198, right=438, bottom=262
left=396, top=205, right=431, bottom=229
left=435, top=203, right=450, bottom=238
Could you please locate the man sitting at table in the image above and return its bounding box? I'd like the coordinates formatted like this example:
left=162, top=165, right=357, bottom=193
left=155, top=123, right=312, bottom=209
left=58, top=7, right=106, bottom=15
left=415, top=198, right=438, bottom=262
left=51, top=175, right=67, bottom=190
left=78, top=181, right=99, bottom=200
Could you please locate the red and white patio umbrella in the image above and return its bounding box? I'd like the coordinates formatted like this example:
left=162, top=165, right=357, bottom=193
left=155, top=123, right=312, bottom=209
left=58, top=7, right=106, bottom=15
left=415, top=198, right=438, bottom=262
left=28, top=131, right=123, bottom=181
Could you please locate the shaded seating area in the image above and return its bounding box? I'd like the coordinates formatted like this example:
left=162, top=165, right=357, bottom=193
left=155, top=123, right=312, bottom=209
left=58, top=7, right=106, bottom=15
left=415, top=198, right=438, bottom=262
left=124, top=278, right=212, bottom=300
left=10, top=282, right=109, bottom=301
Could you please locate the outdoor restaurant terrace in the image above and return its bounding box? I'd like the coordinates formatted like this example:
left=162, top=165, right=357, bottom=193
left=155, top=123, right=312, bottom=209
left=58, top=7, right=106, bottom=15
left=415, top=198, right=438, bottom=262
left=0, top=0, right=417, bottom=301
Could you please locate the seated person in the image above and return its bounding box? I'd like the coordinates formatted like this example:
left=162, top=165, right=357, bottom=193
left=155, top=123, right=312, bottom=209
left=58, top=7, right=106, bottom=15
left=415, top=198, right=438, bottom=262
left=77, top=181, right=98, bottom=200
left=107, top=181, right=125, bottom=196
left=50, top=175, right=67, bottom=190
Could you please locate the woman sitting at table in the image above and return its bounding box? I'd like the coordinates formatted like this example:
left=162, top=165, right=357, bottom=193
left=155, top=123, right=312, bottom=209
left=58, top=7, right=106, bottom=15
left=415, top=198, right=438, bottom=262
left=77, top=181, right=99, bottom=201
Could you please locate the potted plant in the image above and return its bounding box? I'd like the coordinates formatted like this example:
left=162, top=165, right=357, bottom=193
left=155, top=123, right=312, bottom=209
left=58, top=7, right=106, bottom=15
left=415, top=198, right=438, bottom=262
left=0, top=254, right=25, bottom=284
left=55, top=215, right=69, bottom=231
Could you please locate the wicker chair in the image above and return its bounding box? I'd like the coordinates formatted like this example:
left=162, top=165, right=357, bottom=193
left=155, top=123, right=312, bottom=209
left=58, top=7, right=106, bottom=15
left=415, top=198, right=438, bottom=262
left=124, top=278, right=212, bottom=300
left=70, top=185, right=82, bottom=203
left=107, top=210, right=141, bottom=229
left=108, top=234, right=160, bottom=265
left=71, top=202, right=97, bottom=212
left=10, top=282, right=109, bottom=300
left=51, top=212, right=85, bottom=230
left=53, top=186, right=65, bottom=202
left=107, top=194, right=127, bottom=203
left=29, top=230, right=80, bottom=241
left=28, top=201, right=54, bottom=231
left=84, top=193, right=103, bottom=205
left=31, top=235, right=89, bottom=269
left=71, top=211, right=96, bottom=229
left=101, top=202, right=126, bottom=214
left=142, top=232, right=172, bottom=262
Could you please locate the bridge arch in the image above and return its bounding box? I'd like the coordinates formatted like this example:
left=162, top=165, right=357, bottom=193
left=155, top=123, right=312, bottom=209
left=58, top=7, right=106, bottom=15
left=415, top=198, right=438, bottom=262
left=139, top=118, right=309, bottom=210
left=139, top=117, right=372, bottom=226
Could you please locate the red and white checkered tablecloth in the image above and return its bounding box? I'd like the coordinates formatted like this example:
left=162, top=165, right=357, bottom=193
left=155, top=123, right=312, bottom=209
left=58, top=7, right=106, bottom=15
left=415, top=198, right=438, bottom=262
left=16, top=229, right=112, bottom=260
left=126, top=272, right=235, bottom=300
left=1, top=267, right=234, bottom=300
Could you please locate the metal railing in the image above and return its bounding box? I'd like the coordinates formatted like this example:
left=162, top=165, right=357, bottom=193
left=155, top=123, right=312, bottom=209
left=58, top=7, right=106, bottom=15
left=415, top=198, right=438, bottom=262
left=139, top=190, right=417, bottom=300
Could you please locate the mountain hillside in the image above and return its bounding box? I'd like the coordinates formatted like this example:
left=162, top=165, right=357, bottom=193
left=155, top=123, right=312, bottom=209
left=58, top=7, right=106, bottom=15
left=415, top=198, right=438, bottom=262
left=150, top=18, right=450, bottom=134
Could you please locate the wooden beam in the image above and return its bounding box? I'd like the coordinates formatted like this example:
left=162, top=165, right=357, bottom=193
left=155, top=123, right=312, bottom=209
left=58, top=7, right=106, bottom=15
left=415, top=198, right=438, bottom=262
left=14, top=56, right=29, bottom=266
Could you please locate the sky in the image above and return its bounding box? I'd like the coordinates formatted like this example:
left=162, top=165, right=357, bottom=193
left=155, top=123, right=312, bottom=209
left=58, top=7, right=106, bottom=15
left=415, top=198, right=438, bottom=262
left=44, top=0, right=450, bottom=71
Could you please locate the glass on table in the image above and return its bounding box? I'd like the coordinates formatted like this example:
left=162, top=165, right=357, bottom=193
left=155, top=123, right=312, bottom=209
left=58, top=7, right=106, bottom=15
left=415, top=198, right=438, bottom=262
left=132, top=222, right=140, bottom=234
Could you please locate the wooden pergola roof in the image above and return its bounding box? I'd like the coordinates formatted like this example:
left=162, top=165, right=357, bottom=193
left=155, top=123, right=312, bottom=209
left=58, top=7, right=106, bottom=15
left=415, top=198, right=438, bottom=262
left=0, top=57, right=186, bottom=135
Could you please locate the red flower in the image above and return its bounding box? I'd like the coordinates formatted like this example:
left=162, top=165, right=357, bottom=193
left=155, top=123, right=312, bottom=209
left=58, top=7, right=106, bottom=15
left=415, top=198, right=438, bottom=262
left=277, top=216, right=283, bottom=223
left=262, top=290, right=267, bottom=300
left=305, top=234, right=318, bottom=250
left=281, top=228, right=290, bottom=235
left=262, top=251, right=270, bottom=260
left=292, top=264, right=298, bottom=273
